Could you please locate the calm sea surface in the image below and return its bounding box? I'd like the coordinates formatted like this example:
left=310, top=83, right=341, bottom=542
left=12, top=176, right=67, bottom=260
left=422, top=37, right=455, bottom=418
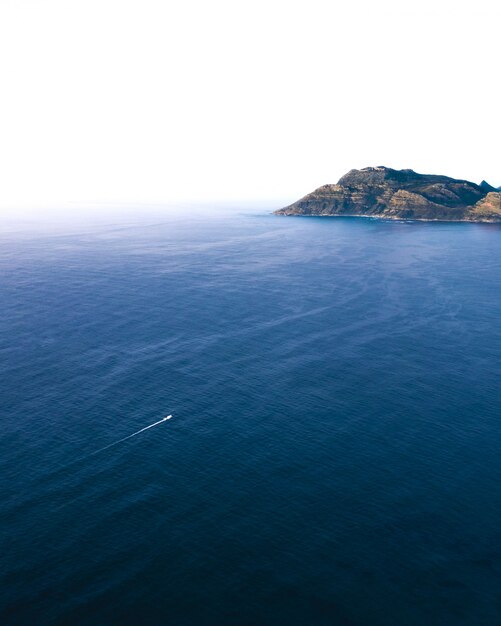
left=1, top=208, right=501, bottom=625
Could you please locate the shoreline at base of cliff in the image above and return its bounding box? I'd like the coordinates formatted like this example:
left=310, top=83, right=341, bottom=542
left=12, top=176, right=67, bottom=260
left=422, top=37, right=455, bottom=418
left=274, top=212, right=501, bottom=224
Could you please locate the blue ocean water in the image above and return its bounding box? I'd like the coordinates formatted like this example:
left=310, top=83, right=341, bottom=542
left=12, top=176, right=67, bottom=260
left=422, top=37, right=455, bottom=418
left=1, top=209, right=501, bottom=625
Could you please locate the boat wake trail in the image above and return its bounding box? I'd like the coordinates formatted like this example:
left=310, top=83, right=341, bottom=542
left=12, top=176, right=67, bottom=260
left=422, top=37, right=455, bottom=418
left=86, top=415, right=172, bottom=458
left=24, top=415, right=174, bottom=492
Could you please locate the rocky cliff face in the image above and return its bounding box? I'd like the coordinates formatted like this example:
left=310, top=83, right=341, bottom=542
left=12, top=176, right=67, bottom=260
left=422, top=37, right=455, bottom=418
left=275, top=167, right=501, bottom=222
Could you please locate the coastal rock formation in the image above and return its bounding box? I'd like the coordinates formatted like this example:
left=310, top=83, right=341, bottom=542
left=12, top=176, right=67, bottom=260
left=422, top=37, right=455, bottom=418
left=275, top=167, right=501, bottom=222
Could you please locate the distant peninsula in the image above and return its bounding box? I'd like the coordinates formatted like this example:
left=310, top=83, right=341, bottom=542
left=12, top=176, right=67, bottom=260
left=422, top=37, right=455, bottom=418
left=275, top=167, right=501, bottom=222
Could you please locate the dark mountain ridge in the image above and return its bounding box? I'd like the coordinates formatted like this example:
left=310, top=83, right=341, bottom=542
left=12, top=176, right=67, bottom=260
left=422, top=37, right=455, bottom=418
left=275, top=167, right=501, bottom=222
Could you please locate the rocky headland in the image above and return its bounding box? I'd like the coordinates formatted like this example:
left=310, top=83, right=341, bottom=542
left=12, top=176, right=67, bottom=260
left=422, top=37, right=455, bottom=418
left=275, top=167, right=501, bottom=222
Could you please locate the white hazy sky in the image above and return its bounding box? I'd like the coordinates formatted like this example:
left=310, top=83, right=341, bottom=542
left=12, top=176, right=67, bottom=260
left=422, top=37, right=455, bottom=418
left=0, top=0, right=499, bottom=211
